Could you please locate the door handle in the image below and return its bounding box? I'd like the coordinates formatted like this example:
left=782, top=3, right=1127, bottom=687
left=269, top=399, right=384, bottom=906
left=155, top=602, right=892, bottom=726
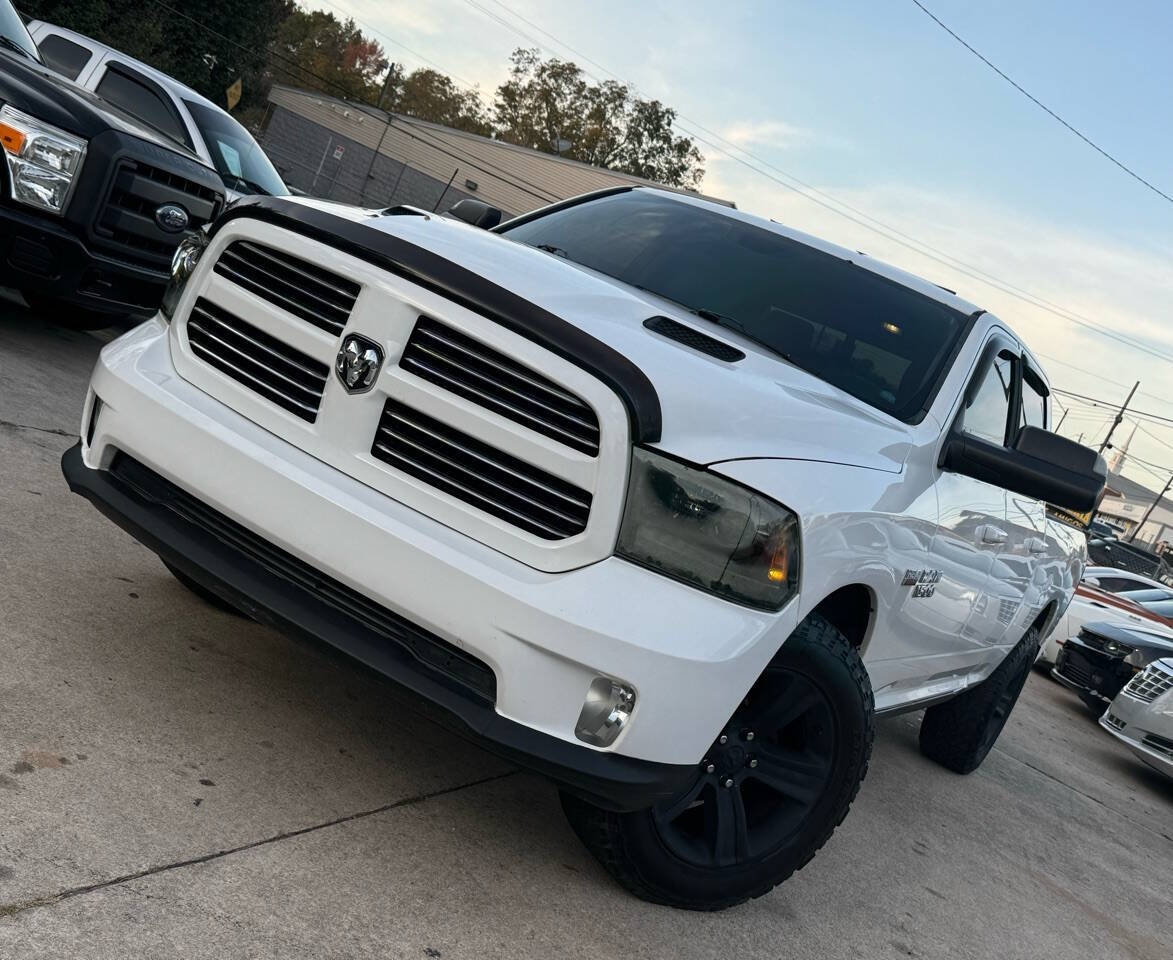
left=1026, top=537, right=1048, bottom=554
left=978, top=525, right=1008, bottom=545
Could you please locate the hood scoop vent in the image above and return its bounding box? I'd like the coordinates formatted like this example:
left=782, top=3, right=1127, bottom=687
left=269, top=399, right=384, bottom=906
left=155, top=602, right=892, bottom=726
left=643, top=316, right=744, bottom=363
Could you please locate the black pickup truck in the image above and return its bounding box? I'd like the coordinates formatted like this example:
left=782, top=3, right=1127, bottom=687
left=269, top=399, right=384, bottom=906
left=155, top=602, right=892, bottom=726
left=1, top=1, right=224, bottom=329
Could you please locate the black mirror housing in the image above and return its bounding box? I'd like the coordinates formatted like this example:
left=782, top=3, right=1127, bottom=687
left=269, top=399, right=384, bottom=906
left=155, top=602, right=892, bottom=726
left=447, top=199, right=504, bottom=229
left=941, top=425, right=1107, bottom=513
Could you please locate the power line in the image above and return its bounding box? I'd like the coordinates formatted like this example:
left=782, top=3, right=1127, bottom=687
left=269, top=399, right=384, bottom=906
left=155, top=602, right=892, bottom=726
left=1052, top=388, right=1173, bottom=428
left=454, top=0, right=1173, bottom=368
left=909, top=0, right=1173, bottom=205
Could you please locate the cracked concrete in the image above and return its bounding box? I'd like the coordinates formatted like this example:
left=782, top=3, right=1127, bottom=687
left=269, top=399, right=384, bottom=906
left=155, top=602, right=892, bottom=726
left=1, top=305, right=1171, bottom=958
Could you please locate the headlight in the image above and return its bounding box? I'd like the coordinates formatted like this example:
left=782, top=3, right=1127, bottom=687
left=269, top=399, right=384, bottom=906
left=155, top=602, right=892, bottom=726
left=616, top=448, right=800, bottom=610
left=161, top=231, right=208, bottom=320
left=0, top=106, right=87, bottom=214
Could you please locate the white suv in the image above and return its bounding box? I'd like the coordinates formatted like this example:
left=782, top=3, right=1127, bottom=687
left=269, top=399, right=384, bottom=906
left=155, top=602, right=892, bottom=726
left=63, top=187, right=1103, bottom=909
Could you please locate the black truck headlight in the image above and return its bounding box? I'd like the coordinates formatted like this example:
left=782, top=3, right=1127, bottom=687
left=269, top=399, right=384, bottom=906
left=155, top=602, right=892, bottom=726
left=161, top=232, right=208, bottom=320
left=616, top=448, right=800, bottom=611
left=0, top=106, right=87, bottom=214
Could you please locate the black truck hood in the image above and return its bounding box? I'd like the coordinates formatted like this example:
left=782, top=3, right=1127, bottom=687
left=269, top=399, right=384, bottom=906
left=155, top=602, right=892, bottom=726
left=0, top=48, right=204, bottom=162
left=1080, top=621, right=1173, bottom=654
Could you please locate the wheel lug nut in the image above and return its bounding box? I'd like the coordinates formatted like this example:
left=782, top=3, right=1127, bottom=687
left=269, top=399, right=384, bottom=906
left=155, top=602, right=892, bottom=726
left=744, top=730, right=755, bottom=741
left=705, top=763, right=716, bottom=774
left=749, top=758, right=759, bottom=768
left=718, top=735, right=728, bottom=745
left=723, top=778, right=734, bottom=788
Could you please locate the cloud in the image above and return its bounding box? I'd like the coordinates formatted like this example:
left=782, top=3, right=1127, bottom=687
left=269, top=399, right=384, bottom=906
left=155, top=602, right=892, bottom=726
left=720, top=119, right=809, bottom=150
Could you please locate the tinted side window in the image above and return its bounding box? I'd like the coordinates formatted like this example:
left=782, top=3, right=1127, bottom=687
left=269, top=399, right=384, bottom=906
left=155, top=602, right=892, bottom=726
left=1021, top=373, right=1048, bottom=431
left=38, top=35, right=92, bottom=80
left=96, top=66, right=190, bottom=147
left=1096, top=577, right=1142, bottom=593
left=961, top=353, right=1014, bottom=445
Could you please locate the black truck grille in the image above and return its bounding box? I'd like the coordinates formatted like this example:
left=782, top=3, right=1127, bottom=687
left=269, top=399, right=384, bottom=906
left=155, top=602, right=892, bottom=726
left=186, top=298, right=329, bottom=422
left=94, top=162, right=220, bottom=269
left=371, top=401, right=592, bottom=540
left=107, top=455, right=496, bottom=704
left=213, top=240, right=359, bottom=334
left=400, top=318, right=600, bottom=456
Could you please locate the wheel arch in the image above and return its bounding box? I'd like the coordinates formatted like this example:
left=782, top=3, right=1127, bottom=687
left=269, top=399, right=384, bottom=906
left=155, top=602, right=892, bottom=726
left=809, top=583, right=877, bottom=656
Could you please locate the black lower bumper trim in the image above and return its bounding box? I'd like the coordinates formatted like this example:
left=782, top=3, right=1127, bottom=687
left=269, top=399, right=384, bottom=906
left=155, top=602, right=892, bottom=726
left=62, top=444, right=692, bottom=811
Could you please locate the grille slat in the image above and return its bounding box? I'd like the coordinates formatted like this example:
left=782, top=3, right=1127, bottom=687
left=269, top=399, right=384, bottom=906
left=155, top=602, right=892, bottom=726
left=94, top=161, right=221, bottom=269
left=186, top=299, right=328, bottom=422
left=213, top=240, right=359, bottom=335
left=371, top=401, right=591, bottom=540
left=401, top=318, right=600, bottom=456
left=1123, top=660, right=1173, bottom=703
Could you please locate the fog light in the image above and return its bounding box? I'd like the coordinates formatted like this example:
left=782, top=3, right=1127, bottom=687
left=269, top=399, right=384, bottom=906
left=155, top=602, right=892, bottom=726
left=575, top=678, right=635, bottom=747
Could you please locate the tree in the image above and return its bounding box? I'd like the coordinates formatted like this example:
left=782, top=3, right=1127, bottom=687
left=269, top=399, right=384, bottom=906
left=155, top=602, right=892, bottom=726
left=270, top=8, right=387, bottom=106
left=20, top=0, right=289, bottom=114
left=492, top=48, right=704, bottom=188
left=390, top=69, right=492, bottom=137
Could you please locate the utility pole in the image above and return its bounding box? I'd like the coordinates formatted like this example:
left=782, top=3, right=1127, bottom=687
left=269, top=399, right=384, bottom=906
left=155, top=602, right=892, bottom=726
left=1099, top=381, right=1140, bottom=455
left=359, top=64, right=397, bottom=208
left=1128, top=473, right=1173, bottom=543
left=1055, top=408, right=1069, bottom=432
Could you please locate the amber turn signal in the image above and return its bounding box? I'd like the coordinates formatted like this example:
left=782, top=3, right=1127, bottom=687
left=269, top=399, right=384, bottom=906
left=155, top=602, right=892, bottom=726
left=0, top=122, right=27, bottom=155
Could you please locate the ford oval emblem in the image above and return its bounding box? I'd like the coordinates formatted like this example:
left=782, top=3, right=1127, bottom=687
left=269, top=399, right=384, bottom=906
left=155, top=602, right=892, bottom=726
left=155, top=203, right=190, bottom=233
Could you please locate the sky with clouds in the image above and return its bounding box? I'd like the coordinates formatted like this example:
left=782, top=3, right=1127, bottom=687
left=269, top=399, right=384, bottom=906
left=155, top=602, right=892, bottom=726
left=317, top=0, right=1173, bottom=490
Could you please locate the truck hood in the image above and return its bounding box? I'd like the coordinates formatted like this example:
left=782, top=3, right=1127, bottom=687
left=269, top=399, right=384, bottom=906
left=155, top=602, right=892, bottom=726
left=310, top=202, right=916, bottom=473
left=0, top=49, right=204, bottom=161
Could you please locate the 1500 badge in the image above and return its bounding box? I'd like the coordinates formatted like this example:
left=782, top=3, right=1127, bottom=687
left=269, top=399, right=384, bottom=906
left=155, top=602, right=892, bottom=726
left=902, top=569, right=942, bottom=598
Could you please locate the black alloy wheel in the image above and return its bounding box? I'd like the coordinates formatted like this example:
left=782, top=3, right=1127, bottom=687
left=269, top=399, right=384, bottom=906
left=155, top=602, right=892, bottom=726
left=652, top=668, right=835, bottom=868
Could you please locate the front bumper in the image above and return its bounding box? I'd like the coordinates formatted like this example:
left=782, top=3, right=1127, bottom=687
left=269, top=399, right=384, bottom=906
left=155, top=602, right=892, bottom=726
left=1052, top=639, right=1134, bottom=703
left=0, top=202, right=165, bottom=318
left=1100, top=695, right=1173, bottom=780
left=65, top=320, right=793, bottom=808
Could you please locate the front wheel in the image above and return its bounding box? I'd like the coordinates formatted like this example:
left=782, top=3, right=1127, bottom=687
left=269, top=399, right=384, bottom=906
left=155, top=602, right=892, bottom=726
left=561, top=614, right=874, bottom=910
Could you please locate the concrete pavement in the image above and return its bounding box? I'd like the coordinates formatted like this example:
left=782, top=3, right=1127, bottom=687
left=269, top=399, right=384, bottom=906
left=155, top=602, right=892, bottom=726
left=1, top=304, right=1170, bottom=959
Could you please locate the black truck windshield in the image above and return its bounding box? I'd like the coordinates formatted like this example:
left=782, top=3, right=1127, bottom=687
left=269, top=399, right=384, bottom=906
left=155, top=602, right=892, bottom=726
left=501, top=191, right=970, bottom=421
left=0, top=3, right=41, bottom=63
left=183, top=99, right=287, bottom=197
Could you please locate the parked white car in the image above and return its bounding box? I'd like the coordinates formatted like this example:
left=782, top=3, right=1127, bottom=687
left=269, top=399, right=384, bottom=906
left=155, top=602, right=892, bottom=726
left=1081, top=565, right=1168, bottom=594
left=1038, top=582, right=1173, bottom=666
left=62, top=187, right=1103, bottom=909
left=1101, top=658, right=1173, bottom=779
left=27, top=20, right=287, bottom=201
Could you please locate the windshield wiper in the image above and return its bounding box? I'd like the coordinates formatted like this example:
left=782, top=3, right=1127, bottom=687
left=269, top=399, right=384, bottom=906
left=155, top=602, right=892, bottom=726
left=694, top=308, right=746, bottom=334
left=228, top=174, right=271, bottom=196
left=0, top=36, right=38, bottom=63
left=535, top=243, right=570, bottom=258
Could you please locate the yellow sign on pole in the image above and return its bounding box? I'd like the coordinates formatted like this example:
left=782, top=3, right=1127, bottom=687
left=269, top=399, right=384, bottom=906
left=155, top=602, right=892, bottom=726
left=226, top=78, right=243, bottom=112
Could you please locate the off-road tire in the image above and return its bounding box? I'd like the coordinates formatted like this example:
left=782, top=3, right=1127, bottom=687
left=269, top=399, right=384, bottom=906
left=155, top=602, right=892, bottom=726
left=919, top=624, right=1040, bottom=774
left=162, top=560, right=248, bottom=617
left=560, top=613, right=874, bottom=910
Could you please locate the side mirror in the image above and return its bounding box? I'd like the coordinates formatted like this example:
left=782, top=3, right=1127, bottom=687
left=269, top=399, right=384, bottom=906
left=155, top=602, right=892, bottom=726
left=941, top=425, right=1107, bottom=513
left=447, top=199, right=503, bottom=229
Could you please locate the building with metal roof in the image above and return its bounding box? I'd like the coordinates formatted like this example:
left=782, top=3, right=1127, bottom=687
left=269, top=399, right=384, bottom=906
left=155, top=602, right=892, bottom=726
left=259, top=84, right=731, bottom=217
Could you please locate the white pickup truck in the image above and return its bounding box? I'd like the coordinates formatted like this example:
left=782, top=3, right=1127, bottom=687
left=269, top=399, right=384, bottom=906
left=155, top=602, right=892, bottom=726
left=63, top=186, right=1105, bottom=910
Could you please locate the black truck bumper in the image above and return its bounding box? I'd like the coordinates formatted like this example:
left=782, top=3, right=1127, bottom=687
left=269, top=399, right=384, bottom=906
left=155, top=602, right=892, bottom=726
left=0, top=202, right=165, bottom=320
left=61, top=443, right=694, bottom=812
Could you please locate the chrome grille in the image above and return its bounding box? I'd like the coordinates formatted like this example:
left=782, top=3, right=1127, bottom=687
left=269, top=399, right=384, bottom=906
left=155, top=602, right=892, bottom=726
left=1123, top=660, right=1173, bottom=703
left=1142, top=732, right=1173, bottom=757
left=213, top=240, right=359, bottom=334
left=186, top=298, right=329, bottom=422
left=371, top=401, right=592, bottom=540
left=400, top=318, right=600, bottom=456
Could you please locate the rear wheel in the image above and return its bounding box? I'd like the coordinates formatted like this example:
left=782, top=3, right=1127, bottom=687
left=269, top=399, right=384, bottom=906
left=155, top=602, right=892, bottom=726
left=561, top=614, right=873, bottom=910
left=919, top=624, right=1039, bottom=774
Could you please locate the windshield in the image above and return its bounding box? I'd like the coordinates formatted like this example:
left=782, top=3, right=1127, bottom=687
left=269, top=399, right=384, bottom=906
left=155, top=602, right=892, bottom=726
left=0, top=2, right=41, bottom=63
left=500, top=191, right=969, bottom=421
left=183, top=99, right=287, bottom=196
left=1120, top=588, right=1173, bottom=603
